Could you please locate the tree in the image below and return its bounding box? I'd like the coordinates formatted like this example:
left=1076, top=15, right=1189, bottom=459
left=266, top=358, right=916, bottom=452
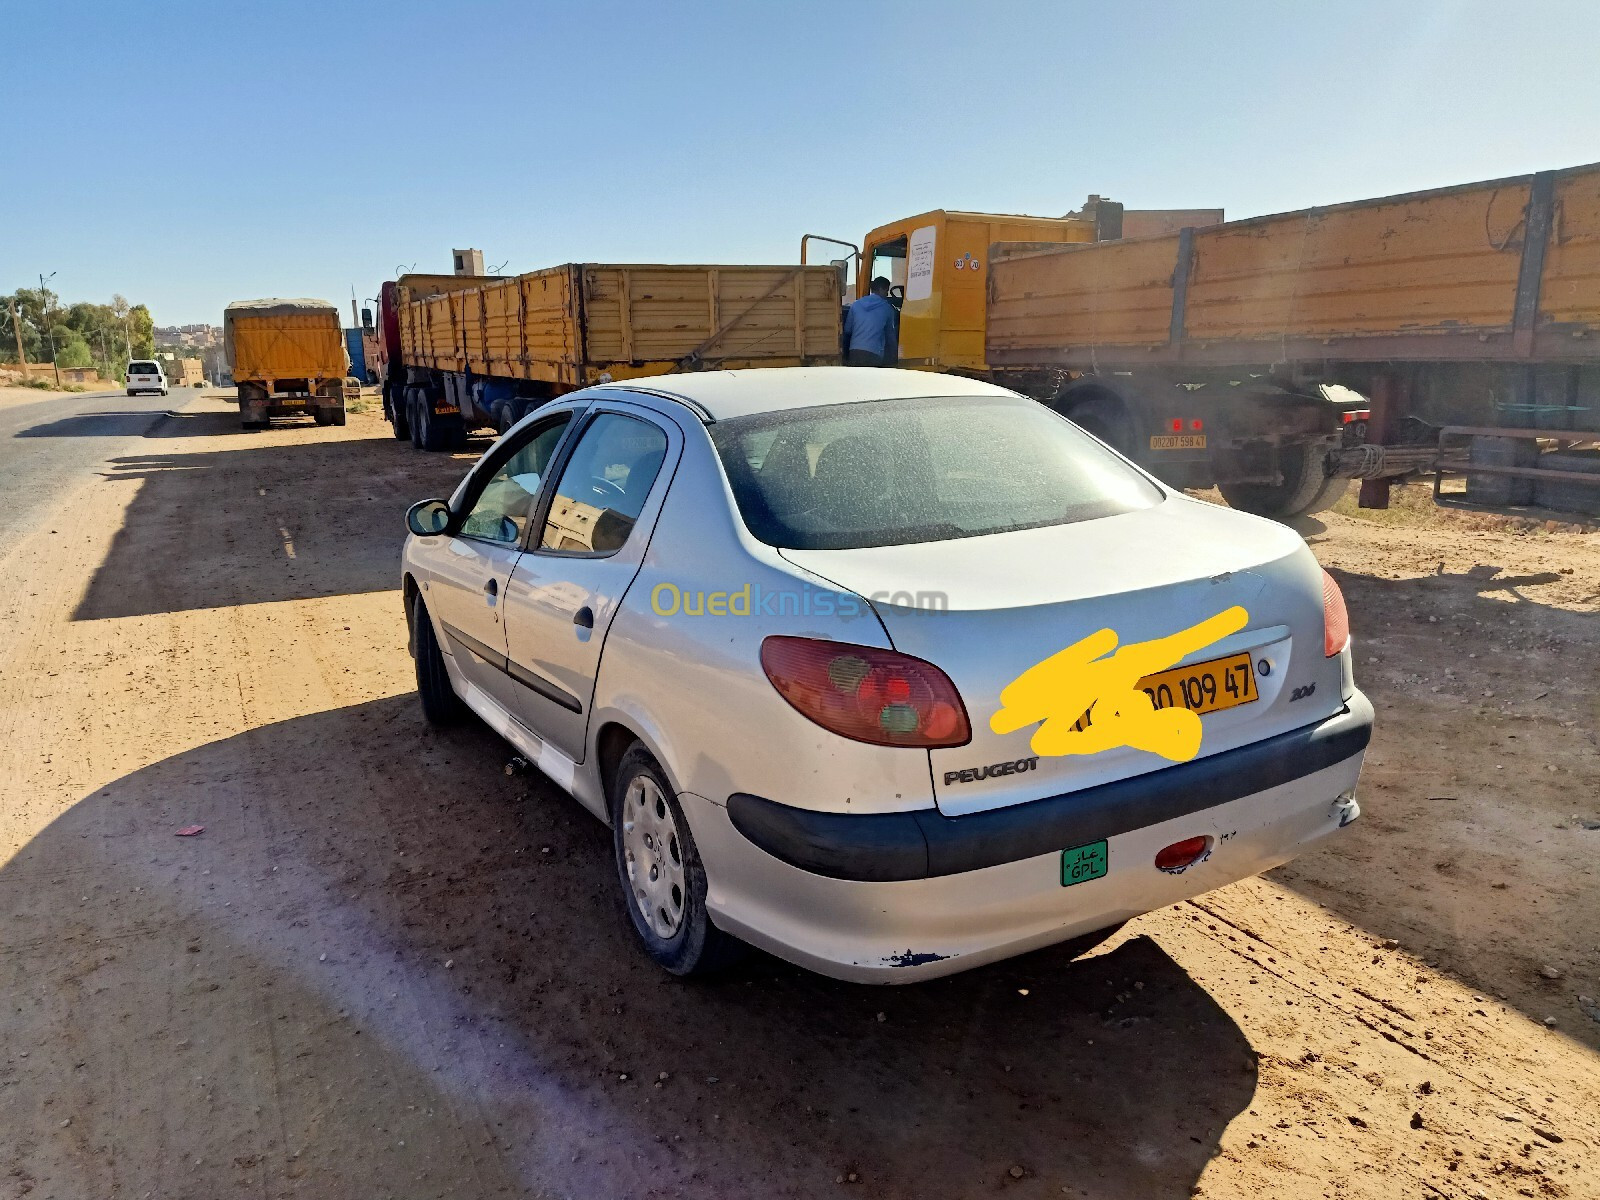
left=127, top=304, right=155, bottom=359
left=52, top=327, right=93, bottom=368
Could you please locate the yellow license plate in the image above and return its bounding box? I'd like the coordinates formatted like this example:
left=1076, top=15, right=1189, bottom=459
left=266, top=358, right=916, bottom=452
left=277, top=399, right=305, bottom=407
left=1150, top=434, right=1206, bottom=450
left=1074, top=650, right=1257, bottom=731
left=434, top=404, right=460, bottom=415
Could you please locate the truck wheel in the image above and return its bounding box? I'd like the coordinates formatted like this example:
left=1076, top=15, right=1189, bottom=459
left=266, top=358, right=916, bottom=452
left=408, top=391, right=425, bottom=449
left=388, top=389, right=410, bottom=441
left=1061, top=391, right=1137, bottom=459
left=331, top=408, right=346, bottom=427
left=1219, top=443, right=1349, bottom=519
left=412, top=596, right=466, bottom=726
left=418, top=403, right=451, bottom=452
left=609, top=742, right=743, bottom=977
left=313, top=409, right=332, bottom=426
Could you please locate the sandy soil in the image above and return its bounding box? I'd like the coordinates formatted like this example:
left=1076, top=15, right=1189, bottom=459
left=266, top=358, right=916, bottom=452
left=1, top=398, right=1596, bottom=1199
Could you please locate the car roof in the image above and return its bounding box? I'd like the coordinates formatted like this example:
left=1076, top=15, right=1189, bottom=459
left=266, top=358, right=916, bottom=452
left=605, top=366, right=1021, bottom=422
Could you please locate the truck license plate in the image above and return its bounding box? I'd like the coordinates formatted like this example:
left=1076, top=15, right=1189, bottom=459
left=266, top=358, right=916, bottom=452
left=1149, top=434, right=1206, bottom=450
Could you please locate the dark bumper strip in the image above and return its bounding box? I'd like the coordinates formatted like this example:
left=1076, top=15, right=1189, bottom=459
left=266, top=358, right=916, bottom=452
left=728, top=690, right=1373, bottom=882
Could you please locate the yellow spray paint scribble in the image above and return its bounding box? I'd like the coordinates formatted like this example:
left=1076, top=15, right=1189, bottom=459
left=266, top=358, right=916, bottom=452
left=990, top=606, right=1250, bottom=762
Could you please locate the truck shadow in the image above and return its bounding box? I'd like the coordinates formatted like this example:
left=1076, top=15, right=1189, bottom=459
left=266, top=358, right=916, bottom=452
left=1271, top=564, right=1600, bottom=1050
left=2, top=696, right=1256, bottom=1199
left=73, top=435, right=470, bottom=621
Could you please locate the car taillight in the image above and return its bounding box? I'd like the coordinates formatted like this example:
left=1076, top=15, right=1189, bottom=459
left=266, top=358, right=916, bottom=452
left=1154, top=836, right=1211, bottom=872
left=1322, top=569, right=1349, bottom=657
left=760, top=636, right=971, bottom=748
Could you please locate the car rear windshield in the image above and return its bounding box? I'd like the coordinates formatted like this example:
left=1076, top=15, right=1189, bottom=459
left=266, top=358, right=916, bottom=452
left=709, top=394, right=1164, bottom=550
left=128, top=362, right=159, bottom=374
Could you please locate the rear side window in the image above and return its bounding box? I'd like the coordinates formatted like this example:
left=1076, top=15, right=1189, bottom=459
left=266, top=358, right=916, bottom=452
left=539, top=413, right=669, bottom=555
left=710, top=395, right=1162, bottom=550
left=129, top=361, right=160, bottom=374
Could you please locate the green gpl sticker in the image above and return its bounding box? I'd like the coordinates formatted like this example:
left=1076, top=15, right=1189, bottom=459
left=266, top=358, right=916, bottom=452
left=1061, top=840, right=1109, bottom=887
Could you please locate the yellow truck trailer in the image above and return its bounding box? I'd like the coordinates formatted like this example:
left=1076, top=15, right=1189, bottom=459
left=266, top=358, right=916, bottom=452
left=806, top=167, right=1599, bottom=518
left=224, top=298, right=349, bottom=430
left=379, top=263, right=841, bottom=450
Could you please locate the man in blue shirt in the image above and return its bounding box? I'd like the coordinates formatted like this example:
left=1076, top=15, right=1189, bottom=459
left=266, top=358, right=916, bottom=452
left=842, top=276, right=899, bottom=366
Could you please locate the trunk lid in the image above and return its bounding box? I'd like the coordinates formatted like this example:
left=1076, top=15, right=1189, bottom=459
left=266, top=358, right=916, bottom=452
left=782, top=495, right=1343, bottom=817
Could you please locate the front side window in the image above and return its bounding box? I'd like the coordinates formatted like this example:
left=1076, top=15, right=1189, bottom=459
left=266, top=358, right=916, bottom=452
left=710, top=395, right=1163, bottom=550
left=457, top=415, right=572, bottom=544
left=539, top=413, right=669, bottom=555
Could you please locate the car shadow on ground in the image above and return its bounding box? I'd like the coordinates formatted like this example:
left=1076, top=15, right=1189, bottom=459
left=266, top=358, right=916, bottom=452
left=73, top=435, right=470, bottom=621
left=1271, top=564, right=1600, bottom=1050
left=0, top=695, right=1258, bottom=1199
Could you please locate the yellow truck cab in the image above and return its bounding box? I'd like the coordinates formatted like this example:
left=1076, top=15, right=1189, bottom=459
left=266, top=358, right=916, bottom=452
left=834, top=211, right=1095, bottom=372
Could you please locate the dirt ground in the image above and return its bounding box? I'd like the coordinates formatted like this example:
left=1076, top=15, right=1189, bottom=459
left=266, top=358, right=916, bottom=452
left=1, top=394, right=1597, bottom=1199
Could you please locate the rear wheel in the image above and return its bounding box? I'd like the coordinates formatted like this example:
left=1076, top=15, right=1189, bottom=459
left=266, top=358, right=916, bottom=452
left=610, top=743, right=743, bottom=977
left=1219, top=443, right=1348, bottom=519
left=330, top=407, right=347, bottom=427
left=387, top=386, right=410, bottom=440
left=407, top=389, right=424, bottom=449
left=412, top=596, right=465, bottom=725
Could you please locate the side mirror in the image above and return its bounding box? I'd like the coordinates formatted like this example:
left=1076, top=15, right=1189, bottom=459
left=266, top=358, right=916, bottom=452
left=406, top=498, right=451, bottom=537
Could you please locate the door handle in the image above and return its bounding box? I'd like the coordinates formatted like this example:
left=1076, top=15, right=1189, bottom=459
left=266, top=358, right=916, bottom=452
left=483, top=577, right=499, bottom=598
left=573, top=606, right=594, bottom=629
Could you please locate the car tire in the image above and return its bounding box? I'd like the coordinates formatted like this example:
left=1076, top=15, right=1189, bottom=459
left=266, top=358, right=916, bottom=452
left=609, top=743, right=743, bottom=977
left=126, top=390, right=136, bottom=397
left=412, top=595, right=466, bottom=726
left=1219, top=443, right=1348, bottom=520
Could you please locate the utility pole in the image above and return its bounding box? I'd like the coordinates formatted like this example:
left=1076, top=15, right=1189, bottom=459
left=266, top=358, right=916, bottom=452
left=97, top=328, right=110, bottom=379
left=7, top=299, right=27, bottom=370
left=39, top=273, right=60, bottom=388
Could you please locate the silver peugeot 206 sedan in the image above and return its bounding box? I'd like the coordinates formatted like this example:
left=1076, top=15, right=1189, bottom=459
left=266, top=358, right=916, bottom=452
left=400, top=367, right=1371, bottom=982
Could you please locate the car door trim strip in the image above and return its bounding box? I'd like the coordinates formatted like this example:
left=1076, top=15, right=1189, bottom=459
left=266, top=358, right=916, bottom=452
left=442, top=622, right=584, bottom=714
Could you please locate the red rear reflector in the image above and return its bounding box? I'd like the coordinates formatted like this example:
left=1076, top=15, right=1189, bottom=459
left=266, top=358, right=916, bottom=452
left=1321, top=569, right=1349, bottom=657
left=1189, top=418, right=1203, bottom=431
left=1154, top=836, right=1211, bottom=872
left=1170, top=418, right=1182, bottom=432
left=760, top=636, right=972, bottom=748
left=1342, top=409, right=1370, bottom=424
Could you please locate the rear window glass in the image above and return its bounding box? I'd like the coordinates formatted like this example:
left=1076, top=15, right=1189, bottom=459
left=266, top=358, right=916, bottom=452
left=128, top=362, right=160, bottom=374
left=709, top=394, right=1163, bottom=550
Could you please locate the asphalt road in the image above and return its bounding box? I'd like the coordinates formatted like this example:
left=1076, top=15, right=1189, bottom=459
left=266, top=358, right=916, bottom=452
left=0, top=387, right=198, bottom=565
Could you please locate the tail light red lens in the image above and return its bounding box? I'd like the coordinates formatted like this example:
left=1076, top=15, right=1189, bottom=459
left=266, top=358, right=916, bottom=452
left=1154, top=836, right=1211, bottom=872
left=760, top=636, right=971, bottom=748
left=1321, top=569, right=1349, bottom=657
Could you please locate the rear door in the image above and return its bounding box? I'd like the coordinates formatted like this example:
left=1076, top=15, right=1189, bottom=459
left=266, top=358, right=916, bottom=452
left=500, top=404, right=681, bottom=761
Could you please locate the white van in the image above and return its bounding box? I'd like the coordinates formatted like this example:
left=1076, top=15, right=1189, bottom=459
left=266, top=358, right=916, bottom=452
left=126, top=361, right=168, bottom=397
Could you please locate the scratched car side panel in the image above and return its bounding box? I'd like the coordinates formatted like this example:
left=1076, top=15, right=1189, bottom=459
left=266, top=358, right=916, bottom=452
left=784, top=493, right=1344, bottom=818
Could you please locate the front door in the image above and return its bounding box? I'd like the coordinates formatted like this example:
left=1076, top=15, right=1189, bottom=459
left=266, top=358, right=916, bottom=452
left=502, top=406, right=680, bottom=761
left=425, top=411, right=575, bottom=714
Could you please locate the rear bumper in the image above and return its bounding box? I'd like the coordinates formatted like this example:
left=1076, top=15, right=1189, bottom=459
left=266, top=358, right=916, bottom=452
left=729, top=690, right=1372, bottom=882
left=691, top=691, right=1371, bottom=983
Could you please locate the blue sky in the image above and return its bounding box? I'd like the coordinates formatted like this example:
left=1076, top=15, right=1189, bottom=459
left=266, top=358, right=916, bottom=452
left=6, top=0, right=1600, bottom=326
